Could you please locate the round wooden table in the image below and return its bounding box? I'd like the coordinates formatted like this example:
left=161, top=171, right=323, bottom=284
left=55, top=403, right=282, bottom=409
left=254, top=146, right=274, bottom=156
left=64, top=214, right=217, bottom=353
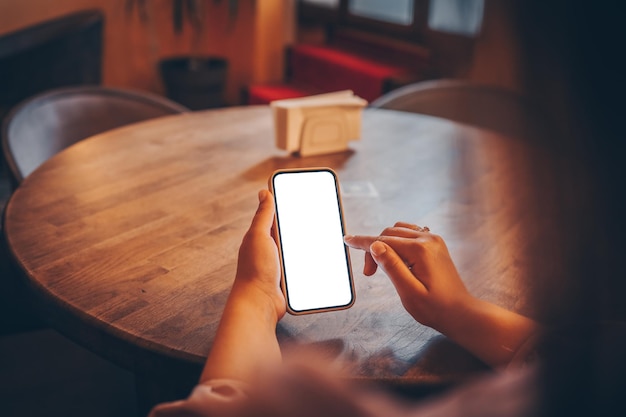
left=3, top=106, right=541, bottom=401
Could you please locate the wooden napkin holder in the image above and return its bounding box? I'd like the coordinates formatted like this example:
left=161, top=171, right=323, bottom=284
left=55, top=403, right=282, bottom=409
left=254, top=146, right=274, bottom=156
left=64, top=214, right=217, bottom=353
left=271, top=90, right=367, bottom=157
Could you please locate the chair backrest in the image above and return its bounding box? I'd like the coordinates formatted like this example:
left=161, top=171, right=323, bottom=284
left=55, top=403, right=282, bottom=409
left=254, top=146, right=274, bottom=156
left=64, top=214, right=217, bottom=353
left=1, top=86, right=190, bottom=187
left=370, top=79, right=542, bottom=140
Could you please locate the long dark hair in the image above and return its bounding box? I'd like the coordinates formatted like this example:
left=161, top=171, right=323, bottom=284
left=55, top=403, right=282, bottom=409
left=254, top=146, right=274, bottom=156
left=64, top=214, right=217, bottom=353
left=511, top=1, right=626, bottom=415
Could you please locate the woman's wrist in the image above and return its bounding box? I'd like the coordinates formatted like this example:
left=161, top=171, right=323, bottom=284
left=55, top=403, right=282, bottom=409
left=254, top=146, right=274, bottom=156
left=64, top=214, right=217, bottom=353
left=228, top=279, right=284, bottom=325
left=430, top=292, right=480, bottom=337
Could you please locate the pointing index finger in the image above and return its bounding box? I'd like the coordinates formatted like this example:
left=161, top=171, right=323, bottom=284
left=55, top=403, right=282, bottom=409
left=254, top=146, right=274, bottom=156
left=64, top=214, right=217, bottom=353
left=344, top=235, right=378, bottom=251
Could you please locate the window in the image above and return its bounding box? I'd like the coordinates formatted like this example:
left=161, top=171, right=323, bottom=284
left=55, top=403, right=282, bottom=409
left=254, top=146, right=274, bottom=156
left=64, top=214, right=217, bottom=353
left=348, top=0, right=414, bottom=26
left=299, top=0, right=484, bottom=40
left=428, top=0, right=484, bottom=36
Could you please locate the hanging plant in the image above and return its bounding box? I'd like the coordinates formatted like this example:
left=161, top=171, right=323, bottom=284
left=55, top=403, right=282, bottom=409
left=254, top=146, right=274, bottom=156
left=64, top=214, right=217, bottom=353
left=126, top=0, right=239, bottom=34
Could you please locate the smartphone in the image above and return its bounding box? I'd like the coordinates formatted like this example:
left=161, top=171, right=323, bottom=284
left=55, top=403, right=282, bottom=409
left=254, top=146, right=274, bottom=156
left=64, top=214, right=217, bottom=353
left=270, top=168, right=355, bottom=315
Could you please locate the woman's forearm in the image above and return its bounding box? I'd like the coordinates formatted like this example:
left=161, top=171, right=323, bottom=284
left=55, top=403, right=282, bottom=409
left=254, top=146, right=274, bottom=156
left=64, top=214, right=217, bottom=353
left=437, top=294, right=540, bottom=368
left=200, top=283, right=282, bottom=383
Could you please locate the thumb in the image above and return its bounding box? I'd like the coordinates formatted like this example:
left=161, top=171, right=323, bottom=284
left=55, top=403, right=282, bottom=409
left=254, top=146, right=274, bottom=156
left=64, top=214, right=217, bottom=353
left=369, top=241, right=427, bottom=298
left=250, top=189, right=275, bottom=233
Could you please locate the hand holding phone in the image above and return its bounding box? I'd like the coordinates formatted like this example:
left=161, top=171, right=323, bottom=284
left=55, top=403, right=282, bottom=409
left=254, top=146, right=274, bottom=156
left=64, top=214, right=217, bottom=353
left=270, top=168, right=355, bottom=315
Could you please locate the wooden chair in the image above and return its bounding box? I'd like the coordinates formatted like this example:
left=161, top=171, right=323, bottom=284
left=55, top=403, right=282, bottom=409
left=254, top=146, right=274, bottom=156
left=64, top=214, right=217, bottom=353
left=1, top=86, right=190, bottom=189
left=370, top=79, right=542, bottom=140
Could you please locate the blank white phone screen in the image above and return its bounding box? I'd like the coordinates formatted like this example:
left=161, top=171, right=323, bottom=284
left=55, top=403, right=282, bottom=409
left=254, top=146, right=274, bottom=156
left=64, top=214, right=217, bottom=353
left=273, top=170, right=353, bottom=313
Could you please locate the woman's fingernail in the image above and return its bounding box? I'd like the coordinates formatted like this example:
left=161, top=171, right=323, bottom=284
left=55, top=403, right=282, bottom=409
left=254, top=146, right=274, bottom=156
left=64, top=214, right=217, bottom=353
left=258, top=190, right=267, bottom=203
left=343, top=235, right=354, bottom=242
left=370, top=241, right=386, bottom=256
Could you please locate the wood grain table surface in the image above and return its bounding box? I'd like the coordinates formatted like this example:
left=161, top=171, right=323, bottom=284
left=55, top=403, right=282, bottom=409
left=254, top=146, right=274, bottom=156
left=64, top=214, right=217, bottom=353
left=3, top=105, right=542, bottom=388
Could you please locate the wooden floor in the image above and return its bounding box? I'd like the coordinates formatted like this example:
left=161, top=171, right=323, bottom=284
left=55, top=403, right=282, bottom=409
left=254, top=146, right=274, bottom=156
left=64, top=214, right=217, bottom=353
left=0, top=168, right=137, bottom=417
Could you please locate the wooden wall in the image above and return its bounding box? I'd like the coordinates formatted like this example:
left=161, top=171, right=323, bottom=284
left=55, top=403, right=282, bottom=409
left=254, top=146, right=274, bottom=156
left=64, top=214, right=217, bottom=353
left=0, top=0, right=294, bottom=105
